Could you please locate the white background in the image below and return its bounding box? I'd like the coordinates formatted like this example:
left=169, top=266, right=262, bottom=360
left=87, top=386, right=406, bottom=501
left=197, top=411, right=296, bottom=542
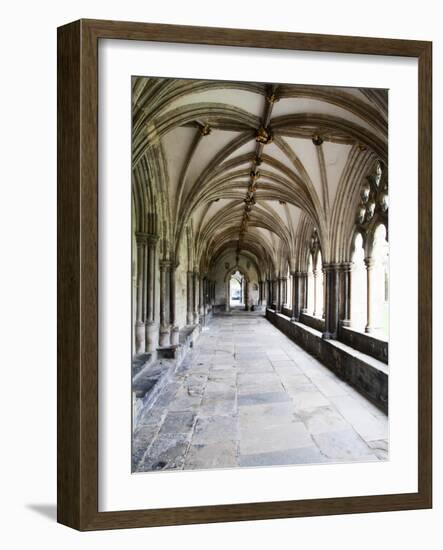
left=100, top=40, right=418, bottom=511
left=0, top=0, right=441, bottom=548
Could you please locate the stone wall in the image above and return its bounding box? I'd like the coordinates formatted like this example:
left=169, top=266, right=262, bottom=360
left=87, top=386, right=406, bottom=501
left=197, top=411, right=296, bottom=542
left=266, top=308, right=388, bottom=413
left=339, top=326, right=388, bottom=365
left=175, top=234, right=188, bottom=329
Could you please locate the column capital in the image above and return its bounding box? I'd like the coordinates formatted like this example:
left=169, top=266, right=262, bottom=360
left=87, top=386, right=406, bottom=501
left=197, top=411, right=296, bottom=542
left=339, top=261, right=353, bottom=272
left=159, top=259, right=172, bottom=271
left=147, top=234, right=159, bottom=246
left=322, top=262, right=341, bottom=272
left=135, top=231, right=148, bottom=245
left=364, top=257, right=375, bottom=269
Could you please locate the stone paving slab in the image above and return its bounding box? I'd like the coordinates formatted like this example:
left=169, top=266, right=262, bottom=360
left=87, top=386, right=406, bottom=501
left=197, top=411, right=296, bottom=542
left=239, top=446, right=327, bottom=467
left=133, top=310, right=387, bottom=472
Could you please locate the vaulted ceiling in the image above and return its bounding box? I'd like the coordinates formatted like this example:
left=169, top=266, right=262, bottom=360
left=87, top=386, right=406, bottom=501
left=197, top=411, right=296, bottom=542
left=132, top=77, right=388, bottom=277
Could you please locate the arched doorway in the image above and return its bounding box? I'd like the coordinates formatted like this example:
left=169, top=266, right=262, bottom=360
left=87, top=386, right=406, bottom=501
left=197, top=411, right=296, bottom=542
left=229, top=270, right=244, bottom=307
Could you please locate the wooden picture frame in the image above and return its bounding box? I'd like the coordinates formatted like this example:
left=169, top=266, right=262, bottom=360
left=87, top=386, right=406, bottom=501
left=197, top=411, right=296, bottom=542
left=57, top=18, right=432, bottom=531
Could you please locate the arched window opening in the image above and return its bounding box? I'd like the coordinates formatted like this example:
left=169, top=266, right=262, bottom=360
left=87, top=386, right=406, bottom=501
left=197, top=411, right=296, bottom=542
left=229, top=270, right=244, bottom=306
left=307, top=254, right=315, bottom=314
left=314, top=251, right=324, bottom=318
left=371, top=224, right=389, bottom=339
left=351, top=232, right=367, bottom=331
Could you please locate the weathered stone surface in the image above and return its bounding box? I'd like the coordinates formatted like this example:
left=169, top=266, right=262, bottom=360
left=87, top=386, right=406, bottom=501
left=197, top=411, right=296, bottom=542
left=137, top=434, right=190, bottom=471
left=239, top=421, right=313, bottom=454
left=192, top=415, right=238, bottom=444
left=367, top=439, right=389, bottom=460
left=185, top=441, right=238, bottom=469
left=159, top=411, right=196, bottom=435
left=239, top=446, right=327, bottom=467
left=238, top=391, right=291, bottom=407
left=312, top=429, right=377, bottom=461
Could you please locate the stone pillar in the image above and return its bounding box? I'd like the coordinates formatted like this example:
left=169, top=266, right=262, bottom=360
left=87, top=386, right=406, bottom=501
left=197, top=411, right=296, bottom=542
left=365, top=257, right=375, bottom=334
left=145, top=235, right=159, bottom=351
left=159, top=260, right=171, bottom=347
left=313, top=269, right=320, bottom=317
left=135, top=233, right=147, bottom=354
left=340, top=262, right=352, bottom=328
left=276, top=278, right=281, bottom=311
left=169, top=264, right=179, bottom=345
left=322, top=263, right=340, bottom=340
left=199, top=274, right=205, bottom=321
left=290, top=271, right=298, bottom=321
left=225, top=279, right=230, bottom=312
left=299, top=271, right=308, bottom=315
left=244, top=280, right=250, bottom=311
left=186, top=271, right=193, bottom=325
left=281, top=277, right=287, bottom=308
left=193, top=271, right=200, bottom=324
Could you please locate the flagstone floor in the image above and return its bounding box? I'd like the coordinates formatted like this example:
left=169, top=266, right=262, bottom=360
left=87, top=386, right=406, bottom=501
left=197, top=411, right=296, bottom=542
left=133, top=310, right=388, bottom=472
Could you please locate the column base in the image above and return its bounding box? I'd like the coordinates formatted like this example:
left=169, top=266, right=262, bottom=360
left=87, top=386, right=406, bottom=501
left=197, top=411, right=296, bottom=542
left=159, top=325, right=171, bottom=347
left=135, top=321, right=145, bottom=354
left=145, top=321, right=158, bottom=351
left=170, top=325, right=179, bottom=345
left=341, top=319, right=351, bottom=328
left=186, top=313, right=193, bottom=325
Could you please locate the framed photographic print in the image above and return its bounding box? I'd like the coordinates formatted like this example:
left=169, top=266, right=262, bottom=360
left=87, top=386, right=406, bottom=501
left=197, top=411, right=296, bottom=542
left=57, top=19, right=432, bottom=530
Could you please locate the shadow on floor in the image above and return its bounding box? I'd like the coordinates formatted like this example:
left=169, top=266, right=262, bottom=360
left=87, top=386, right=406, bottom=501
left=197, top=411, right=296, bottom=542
left=26, top=503, right=57, bottom=522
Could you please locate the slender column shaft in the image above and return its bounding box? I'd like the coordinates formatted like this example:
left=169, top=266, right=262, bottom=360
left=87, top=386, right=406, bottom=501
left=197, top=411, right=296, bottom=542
left=169, top=265, right=176, bottom=326
left=135, top=233, right=147, bottom=354
left=135, top=235, right=145, bottom=324
left=299, top=271, right=308, bottom=314
left=186, top=271, right=193, bottom=325
left=193, top=271, right=199, bottom=323
left=159, top=260, right=171, bottom=346
left=290, top=271, right=298, bottom=321
left=313, top=269, right=319, bottom=317
left=199, top=275, right=204, bottom=316
left=146, top=236, right=157, bottom=323
left=145, top=235, right=158, bottom=352
left=365, top=258, right=375, bottom=333
left=322, top=264, right=341, bottom=340
left=340, top=262, right=352, bottom=328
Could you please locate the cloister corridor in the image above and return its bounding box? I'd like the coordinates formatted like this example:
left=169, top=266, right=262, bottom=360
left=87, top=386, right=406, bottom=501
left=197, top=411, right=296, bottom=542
left=133, top=310, right=388, bottom=472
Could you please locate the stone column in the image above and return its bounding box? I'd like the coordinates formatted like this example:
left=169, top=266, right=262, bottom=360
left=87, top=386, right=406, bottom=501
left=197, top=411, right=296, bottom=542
left=365, top=257, right=375, bottom=334
left=244, top=280, right=250, bottom=311
left=276, top=278, right=281, bottom=311
left=225, top=279, right=230, bottom=312
left=340, top=262, right=352, bottom=328
left=299, top=271, right=309, bottom=315
left=169, top=264, right=179, bottom=345
left=199, top=274, right=205, bottom=321
left=193, top=271, right=200, bottom=324
left=290, top=271, right=298, bottom=321
left=313, top=268, right=320, bottom=317
left=159, top=260, right=171, bottom=347
left=134, top=233, right=147, bottom=354
left=322, top=263, right=340, bottom=340
left=145, top=235, right=159, bottom=351
left=186, top=271, right=193, bottom=325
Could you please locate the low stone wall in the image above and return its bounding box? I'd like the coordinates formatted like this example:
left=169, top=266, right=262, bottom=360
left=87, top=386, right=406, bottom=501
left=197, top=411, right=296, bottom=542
left=300, top=312, right=325, bottom=333
left=133, top=324, right=202, bottom=428
left=339, top=326, right=388, bottom=365
left=266, top=308, right=388, bottom=413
